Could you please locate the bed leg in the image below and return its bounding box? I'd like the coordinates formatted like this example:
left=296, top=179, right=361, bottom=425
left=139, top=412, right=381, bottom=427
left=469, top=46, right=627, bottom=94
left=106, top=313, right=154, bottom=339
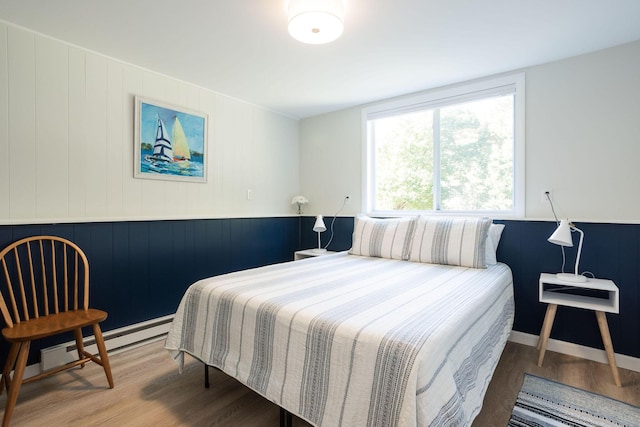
left=204, top=364, right=210, bottom=389
left=279, top=407, right=293, bottom=427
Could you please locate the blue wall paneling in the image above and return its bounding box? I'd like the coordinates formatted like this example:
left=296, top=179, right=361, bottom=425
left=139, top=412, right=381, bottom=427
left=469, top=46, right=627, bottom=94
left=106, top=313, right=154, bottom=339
left=0, top=217, right=638, bottom=366
left=0, top=217, right=301, bottom=365
left=495, top=220, right=637, bottom=359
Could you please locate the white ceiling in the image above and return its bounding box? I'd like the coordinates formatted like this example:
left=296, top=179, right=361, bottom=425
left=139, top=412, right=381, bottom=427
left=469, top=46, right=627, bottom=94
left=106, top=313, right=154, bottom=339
left=1, top=1, right=640, bottom=119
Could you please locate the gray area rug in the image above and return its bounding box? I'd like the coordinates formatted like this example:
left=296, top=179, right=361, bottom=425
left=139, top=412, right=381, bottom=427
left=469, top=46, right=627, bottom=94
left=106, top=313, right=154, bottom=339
left=509, top=373, right=640, bottom=426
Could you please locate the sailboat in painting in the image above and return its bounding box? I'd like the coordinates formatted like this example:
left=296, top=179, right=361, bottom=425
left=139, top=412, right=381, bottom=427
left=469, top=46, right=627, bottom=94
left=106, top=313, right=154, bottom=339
left=146, top=115, right=192, bottom=163
left=146, top=117, right=173, bottom=163
left=138, top=99, right=204, bottom=181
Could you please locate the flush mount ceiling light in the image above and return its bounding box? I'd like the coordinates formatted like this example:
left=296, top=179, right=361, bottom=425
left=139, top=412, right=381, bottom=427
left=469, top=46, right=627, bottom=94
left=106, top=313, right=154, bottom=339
left=288, top=0, right=345, bottom=44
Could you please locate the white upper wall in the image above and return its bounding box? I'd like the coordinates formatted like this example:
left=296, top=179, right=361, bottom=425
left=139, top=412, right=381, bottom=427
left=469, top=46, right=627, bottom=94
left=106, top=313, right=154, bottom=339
left=3, top=21, right=639, bottom=225
left=299, top=40, right=640, bottom=223
left=0, top=22, right=301, bottom=224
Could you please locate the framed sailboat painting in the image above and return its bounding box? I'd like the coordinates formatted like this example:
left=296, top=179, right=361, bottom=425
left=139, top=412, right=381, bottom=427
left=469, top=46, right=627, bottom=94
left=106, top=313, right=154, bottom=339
left=134, top=96, right=208, bottom=182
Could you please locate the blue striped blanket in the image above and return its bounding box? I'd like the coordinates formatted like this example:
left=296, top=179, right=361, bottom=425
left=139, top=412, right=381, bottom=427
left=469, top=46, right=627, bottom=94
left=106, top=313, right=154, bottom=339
left=165, top=252, right=514, bottom=426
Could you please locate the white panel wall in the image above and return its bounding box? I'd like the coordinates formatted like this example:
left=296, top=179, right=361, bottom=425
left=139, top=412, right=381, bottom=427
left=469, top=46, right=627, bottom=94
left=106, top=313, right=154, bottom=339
left=299, top=108, right=362, bottom=216
left=6, top=26, right=37, bottom=219
left=68, top=46, right=88, bottom=218
left=0, top=22, right=300, bottom=224
left=300, top=40, right=640, bottom=223
left=0, top=24, right=8, bottom=219
left=525, top=41, right=640, bottom=221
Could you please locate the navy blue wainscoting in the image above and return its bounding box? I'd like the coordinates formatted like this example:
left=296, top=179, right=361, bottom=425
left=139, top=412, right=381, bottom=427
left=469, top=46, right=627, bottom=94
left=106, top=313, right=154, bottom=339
left=0, top=217, right=301, bottom=365
left=299, top=216, right=355, bottom=252
left=1, top=217, right=639, bottom=366
left=493, top=220, right=639, bottom=359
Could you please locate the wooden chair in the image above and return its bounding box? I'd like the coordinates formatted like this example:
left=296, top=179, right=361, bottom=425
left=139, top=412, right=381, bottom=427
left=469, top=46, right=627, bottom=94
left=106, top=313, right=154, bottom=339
left=0, top=236, right=114, bottom=426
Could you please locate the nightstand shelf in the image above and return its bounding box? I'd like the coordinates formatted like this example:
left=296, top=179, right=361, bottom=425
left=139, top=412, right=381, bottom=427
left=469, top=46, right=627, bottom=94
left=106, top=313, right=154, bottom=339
left=294, top=249, right=336, bottom=260
left=537, top=273, right=621, bottom=386
left=539, top=273, right=619, bottom=313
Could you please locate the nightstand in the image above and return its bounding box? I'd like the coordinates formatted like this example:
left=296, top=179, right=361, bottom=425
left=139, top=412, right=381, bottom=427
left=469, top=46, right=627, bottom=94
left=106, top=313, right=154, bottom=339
left=294, top=249, right=336, bottom=260
left=537, top=273, right=621, bottom=386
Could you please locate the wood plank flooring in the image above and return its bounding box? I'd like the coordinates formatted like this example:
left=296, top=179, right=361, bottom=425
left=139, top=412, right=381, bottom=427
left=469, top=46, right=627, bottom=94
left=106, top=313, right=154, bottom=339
left=473, top=341, right=640, bottom=426
left=2, top=339, right=640, bottom=426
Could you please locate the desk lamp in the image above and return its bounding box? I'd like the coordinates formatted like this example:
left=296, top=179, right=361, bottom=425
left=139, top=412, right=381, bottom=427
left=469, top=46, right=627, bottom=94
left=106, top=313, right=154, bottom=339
left=312, top=215, right=327, bottom=253
left=548, top=219, right=586, bottom=282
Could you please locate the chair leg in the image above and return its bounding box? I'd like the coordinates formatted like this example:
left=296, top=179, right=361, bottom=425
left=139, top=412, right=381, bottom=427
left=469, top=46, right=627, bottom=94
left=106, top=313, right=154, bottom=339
left=92, top=323, right=114, bottom=389
left=73, top=328, right=86, bottom=368
left=0, top=343, right=20, bottom=396
left=2, top=341, right=30, bottom=427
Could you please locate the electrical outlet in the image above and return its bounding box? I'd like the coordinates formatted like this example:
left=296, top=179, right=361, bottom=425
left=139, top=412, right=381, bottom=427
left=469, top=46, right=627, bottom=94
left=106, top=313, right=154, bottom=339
left=541, top=189, right=553, bottom=204
left=345, top=195, right=351, bottom=205
left=247, top=189, right=253, bottom=200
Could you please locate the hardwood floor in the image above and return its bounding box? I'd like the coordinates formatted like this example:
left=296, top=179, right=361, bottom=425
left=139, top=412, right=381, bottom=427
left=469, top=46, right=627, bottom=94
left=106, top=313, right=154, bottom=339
left=2, top=339, right=640, bottom=426
left=473, top=341, right=640, bottom=426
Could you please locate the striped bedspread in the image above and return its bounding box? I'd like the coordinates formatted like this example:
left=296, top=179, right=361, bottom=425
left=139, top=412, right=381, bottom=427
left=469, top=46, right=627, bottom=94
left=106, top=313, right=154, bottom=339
left=165, top=252, right=514, bottom=426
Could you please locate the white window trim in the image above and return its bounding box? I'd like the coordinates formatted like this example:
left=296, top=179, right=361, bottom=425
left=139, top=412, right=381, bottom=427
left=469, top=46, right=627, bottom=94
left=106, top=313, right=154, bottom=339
left=361, top=73, right=525, bottom=219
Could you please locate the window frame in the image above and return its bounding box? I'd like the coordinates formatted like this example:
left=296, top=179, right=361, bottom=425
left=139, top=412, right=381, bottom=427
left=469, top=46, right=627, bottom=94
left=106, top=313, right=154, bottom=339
left=362, top=73, right=525, bottom=218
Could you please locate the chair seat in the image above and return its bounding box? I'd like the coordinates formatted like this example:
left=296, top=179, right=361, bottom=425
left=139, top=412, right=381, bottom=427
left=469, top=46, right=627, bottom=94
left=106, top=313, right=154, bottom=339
left=2, top=309, right=108, bottom=342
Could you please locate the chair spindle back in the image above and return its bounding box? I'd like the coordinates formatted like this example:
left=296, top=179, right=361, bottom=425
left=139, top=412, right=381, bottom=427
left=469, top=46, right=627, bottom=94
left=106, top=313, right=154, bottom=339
left=0, top=236, right=90, bottom=328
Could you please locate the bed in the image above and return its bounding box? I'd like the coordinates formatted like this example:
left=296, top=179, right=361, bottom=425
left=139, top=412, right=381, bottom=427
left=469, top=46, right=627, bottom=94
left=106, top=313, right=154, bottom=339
left=165, top=216, right=514, bottom=427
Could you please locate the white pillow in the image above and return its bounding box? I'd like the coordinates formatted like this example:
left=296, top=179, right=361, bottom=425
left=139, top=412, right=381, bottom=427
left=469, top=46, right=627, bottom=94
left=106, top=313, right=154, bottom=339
left=485, top=223, right=505, bottom=265
left=349, top=216, right=417, bottom=260
left=408, top=216, right=492, bottom=268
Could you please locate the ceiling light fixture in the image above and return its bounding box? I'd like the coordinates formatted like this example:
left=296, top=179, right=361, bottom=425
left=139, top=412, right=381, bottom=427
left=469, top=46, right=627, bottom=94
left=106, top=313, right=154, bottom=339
left=288, top=0, right=345, bottom=45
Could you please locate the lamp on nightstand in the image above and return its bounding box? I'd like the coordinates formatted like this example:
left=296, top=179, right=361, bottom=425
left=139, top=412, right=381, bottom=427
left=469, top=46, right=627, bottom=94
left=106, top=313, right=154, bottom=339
left=548, top=219, right=586, bottom=282
left=312, top=215, right=327, bottom=253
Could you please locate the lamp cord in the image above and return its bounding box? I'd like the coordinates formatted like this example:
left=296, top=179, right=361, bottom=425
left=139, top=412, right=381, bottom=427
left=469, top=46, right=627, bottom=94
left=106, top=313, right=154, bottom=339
left=545, top=192, right=560, bottom=225
left=545, top=192, right=567, bottom=274
left=323, top=196, right=348, bottom=250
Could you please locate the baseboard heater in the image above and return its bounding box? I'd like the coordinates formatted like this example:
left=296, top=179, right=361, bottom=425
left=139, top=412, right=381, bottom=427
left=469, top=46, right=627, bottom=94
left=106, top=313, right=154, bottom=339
left=40, top=314, right=174, bottom=372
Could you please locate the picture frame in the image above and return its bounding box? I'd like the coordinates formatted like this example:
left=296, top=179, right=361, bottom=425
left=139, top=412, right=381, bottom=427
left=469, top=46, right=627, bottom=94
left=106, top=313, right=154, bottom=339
left=134, top=96, right=208, bottom=183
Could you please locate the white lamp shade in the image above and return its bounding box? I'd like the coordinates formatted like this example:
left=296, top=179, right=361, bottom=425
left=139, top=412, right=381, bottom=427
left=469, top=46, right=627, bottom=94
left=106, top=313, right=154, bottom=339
left=548, top=219, right=573, bottom=247
left=313, top=215, right=327, bottom=232
left=288, top=0, right=344, bottom=44
left=547, top=219, right=587, bottom=282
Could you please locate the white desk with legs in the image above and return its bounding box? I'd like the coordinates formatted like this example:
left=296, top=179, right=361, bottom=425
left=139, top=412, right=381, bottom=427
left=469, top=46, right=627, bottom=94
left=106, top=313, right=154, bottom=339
left=537, top=273, right=621, bottom=386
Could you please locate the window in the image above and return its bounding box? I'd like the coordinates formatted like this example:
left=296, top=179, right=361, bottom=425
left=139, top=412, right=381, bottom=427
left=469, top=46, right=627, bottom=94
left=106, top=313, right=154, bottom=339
left=364, top=73, right=525, bottom=217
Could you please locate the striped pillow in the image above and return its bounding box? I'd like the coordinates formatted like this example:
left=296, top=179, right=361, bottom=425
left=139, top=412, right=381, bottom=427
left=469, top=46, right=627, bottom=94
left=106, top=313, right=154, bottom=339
left=349, top=216, right=417, bottom=260
left=408, top=216, right=492, bottom=268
